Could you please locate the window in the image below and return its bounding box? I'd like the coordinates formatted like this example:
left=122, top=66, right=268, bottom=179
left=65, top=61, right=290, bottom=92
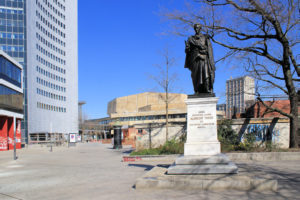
left=0, top=56, right=22, bottom=87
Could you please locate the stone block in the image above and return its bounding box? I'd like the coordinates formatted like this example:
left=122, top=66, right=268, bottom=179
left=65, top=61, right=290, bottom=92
left=135, top=167, right=278, bottom=191
left=175, top=154, right=231, bottom=165
left=167, top=162, right=238, bottom=175
left=184, top=142, right=220, bottom=156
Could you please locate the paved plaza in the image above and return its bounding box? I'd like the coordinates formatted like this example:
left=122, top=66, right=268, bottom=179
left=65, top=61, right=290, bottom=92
left=0, top=143, right=300, bottom=200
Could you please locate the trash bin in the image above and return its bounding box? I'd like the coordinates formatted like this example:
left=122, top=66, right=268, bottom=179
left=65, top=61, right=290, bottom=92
left=113, top=126, right=122, bottom=149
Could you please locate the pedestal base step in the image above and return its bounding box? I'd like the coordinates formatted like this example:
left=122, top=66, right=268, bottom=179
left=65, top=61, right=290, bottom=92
left=167, top=162, right=238, bottom=174
left=167, top=154, right=238, bottom=174
left=135, top=167, right=277, bottom=191
left=175, top=154, right=231, bottom=165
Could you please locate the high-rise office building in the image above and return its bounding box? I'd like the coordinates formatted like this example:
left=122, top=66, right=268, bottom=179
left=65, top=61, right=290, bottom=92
left=0, top=0, right=78, bottom=142
left=226, top=76, right=255, bottom=118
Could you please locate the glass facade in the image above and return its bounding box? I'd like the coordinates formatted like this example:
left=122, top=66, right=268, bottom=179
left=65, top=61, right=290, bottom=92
left=0, top=0, right=26, bottom=65
left=0, top=84, right=20, bottom=95
left=0, top=55, right=21, bottom=86
left=0, top=0, right=78, bottom=141
left=0, top=0, right=27, bottom=141
left=0, top=84, right=23, bottom=112
left=99, top=114, right=187, bottom=125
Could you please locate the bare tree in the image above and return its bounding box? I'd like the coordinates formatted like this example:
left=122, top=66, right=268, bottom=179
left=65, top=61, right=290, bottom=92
left=163, top=0, right=299, bottom=148
left=149, top=48, right=178, bottom=142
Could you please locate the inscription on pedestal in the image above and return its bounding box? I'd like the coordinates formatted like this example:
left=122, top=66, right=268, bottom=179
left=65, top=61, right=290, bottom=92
left=186, top=98, right=219, bottom=145
left=189, top=110, right=216, bottom=129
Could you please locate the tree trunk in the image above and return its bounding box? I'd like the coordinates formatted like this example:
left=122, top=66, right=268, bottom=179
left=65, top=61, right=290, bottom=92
left=289, top=95, right=299, bottom=148
left=149, top=123, right=152, bottom=149
left=281, top=40, right=298, bottom=148
left=166, top=100, right=169, bottom=142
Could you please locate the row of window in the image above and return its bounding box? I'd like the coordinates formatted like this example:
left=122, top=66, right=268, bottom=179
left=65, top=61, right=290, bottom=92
left=37, top=101, right=66, bottom=113
left=36, top=76, right=66, bottom=93
left=0, top=38, right=25, bottom=47
left=0, top=1, right=24, bottom=8
left=37, top=0, right=65, bottom=28
left=52, top=0, right=65, bottom=12
left=36, top=10, right=65, bottom=38
left=0, top=8, right=23, bottom=15
left=0, top=25, right=25, bottom=35
left=2, top=52, right=24, bottom=64
left=37, top=88, right=66, bottom=101
left=99, top=114, right=187, bottom=125
left=36, top=65, right=66, bottom=84
left=0, top=19, right=24, bottom=27
left=10, top=0, right=24, bottom=1
left=36, top=21, right=65, bottom=48
left=37, top=55, right=65, bottom=76
left=36, top=32, right=65, bottom=60
left=0, top=84, right=20, bottom=95
left=36, top=42, right=65, bottom=65
left=0, top=55, right=21, bottom=86
left=0, top=45, right=24, bottom=52
left=0, top=32, right=24, bottom=39
left=35, top=54, right=65, bottom=75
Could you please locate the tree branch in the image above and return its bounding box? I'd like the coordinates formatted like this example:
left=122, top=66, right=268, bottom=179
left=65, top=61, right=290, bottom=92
left=210, top=37, right=282, bottom=64
left=288, top=47, right=300, bottom=77
left=255, top=63, right=300, bottom=81
left=212, top=25, right=277, bottom=40
left=226, top=0, right=257, bottom=12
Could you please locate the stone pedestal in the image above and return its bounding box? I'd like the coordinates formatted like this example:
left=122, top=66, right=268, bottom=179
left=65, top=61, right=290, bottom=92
left=184, top=97, right=220, bottom=156
left=167, top=96, right=238, bottom=174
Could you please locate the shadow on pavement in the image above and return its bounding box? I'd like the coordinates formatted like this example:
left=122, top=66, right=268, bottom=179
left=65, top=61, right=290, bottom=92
left=128, top=164, right=154, bottom=171
left=123, top=149, right=134, bottom=154
left=157, top=164, right=170, bottom=168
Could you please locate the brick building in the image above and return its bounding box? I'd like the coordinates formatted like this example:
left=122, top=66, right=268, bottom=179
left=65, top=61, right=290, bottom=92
left=245, top=100, right=299, bottom=118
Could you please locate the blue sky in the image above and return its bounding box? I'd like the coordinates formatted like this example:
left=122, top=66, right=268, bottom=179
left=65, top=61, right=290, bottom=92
left=78, top=0, right=243, bottom=119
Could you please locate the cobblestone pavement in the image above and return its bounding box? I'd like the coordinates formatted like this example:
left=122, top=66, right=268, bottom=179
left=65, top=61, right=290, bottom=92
left=0, top=143, right=299, bottom=200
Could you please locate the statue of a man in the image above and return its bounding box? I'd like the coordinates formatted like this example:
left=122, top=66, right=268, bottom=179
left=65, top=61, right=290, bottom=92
left=184, top=24, right=215, bottom=95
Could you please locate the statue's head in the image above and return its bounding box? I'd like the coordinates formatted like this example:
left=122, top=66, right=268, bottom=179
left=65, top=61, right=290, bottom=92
left=194, top=23, right=201, bottom=34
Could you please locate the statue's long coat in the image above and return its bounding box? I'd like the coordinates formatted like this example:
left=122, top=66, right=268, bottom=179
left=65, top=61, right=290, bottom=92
left=184, top=34, right=215, bottom=93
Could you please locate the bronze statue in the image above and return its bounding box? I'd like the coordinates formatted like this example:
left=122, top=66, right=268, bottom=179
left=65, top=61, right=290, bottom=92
left=185, top=24, right=215, bottom=95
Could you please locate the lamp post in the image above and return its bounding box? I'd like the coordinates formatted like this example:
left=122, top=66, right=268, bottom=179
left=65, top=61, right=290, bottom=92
left=13, top=117, right=17, bottom=160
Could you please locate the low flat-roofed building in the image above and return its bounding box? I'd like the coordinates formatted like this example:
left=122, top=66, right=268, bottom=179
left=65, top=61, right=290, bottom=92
left=107, top=92, right=187, bottom=126
left=0, top=50, right=23, bottom=151
left=84, top=93, right=187, bottom=143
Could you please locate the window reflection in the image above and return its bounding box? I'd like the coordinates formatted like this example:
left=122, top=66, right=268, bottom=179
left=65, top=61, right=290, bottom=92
left=0, top=55, right=21, bottom=87
left=0, top=84, right=23, bottom=112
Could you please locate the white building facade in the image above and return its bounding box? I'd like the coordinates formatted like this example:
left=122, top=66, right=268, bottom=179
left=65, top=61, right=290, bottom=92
left=26, top=0, right=78, bottom=137
left=226, top=76, right=255, bottom=118
left=0, top=0, right=78, bottom=141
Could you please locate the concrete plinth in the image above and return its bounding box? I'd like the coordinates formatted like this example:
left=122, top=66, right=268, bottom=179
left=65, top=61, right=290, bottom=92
left=184, top=142, right=220, bottom=156
left=175, top=154, right=231, bottom=165
left=136, top=167, right=277, bottom=191
left=168, top=161, right=238, bottom=174
left=167, top=154, right=238, bottom=174
left=184, top=97, right=220, bottom=156
left=167, top=96, right=238, bottom=175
